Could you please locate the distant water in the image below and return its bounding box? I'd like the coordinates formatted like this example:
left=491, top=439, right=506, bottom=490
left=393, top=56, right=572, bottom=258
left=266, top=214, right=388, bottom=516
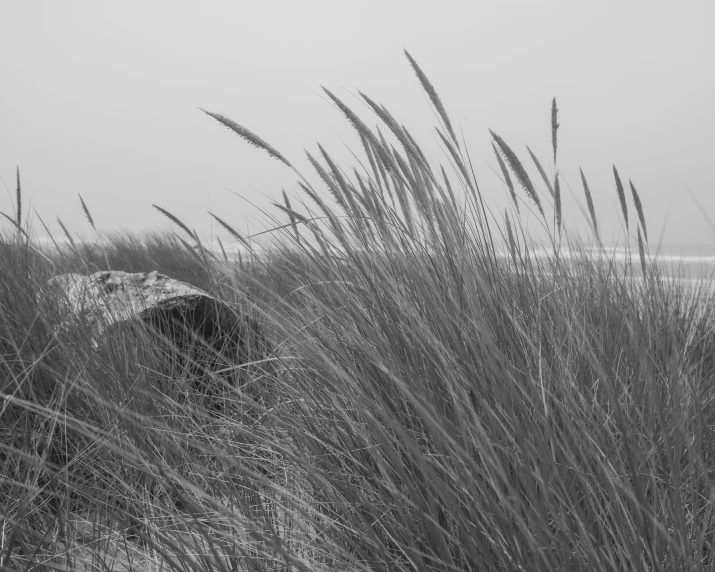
left=595, top=244, right=715, bottom=286
left=21, top=235, right=715, bottom=292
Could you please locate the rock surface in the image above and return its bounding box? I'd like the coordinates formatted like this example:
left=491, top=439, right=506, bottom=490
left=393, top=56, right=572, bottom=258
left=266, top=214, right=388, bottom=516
left=44, top=270, right=271, bottom=411
left=46, top=271, right=206, bottom=335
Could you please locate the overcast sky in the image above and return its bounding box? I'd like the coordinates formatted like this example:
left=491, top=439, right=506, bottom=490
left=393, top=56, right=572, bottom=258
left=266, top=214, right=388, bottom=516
left=1, top=0, right=713, bottom=250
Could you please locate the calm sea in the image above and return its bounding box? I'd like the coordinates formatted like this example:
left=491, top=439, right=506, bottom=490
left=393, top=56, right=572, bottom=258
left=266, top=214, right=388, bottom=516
left=27, top=236, right=715, bottom=290
left=596, top=243, right=715, bottom=285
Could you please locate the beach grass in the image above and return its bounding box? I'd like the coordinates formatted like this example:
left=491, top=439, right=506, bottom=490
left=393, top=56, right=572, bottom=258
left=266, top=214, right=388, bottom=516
left=2, top=53, right=715, bottom=571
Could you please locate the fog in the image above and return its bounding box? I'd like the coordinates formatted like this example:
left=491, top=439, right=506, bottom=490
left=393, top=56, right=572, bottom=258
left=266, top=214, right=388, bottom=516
left=1, top=0, right=713, bottom=250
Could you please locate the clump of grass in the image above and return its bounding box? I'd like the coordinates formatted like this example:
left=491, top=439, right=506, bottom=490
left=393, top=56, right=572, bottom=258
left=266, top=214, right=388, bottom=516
left=204, top=57, right=714, bottom=570
left=3, top=54, right=715, bottom=572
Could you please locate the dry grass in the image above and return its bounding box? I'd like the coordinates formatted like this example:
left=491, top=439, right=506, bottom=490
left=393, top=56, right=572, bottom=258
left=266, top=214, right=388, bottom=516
left=3, top=53, right=715, bottom=571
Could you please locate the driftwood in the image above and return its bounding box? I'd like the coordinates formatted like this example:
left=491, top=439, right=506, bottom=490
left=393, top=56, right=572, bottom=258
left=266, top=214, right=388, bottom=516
left=44, top=271, right=271, bottom=412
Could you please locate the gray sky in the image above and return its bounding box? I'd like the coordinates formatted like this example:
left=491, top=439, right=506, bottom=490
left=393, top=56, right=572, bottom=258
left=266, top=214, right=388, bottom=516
left=1, top=0, right=713, bottom=250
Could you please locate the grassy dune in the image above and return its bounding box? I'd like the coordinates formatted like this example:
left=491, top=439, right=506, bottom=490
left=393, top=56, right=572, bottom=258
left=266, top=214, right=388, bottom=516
left=2, top=53, right=715, bottom=571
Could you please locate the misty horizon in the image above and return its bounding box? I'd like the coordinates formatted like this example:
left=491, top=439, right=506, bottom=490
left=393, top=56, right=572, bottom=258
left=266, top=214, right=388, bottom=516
left=2, top=1, right=713, bottom=249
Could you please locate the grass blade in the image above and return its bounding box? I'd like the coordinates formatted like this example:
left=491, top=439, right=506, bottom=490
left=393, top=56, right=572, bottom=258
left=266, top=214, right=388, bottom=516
left=526, top=146, right=554, bottom=198
left=209, top=212, right=251, bottom=250
left=152, top=204, right=195, bottom=239
left=15, top=166, right=21, bottom=228
left=580, top=167, right=598, bottom=238
left=323, top=88, right=393, bottom=169
left=491, top=131, right=544, bottom=217
left=551, top=98, right=559, bottom=165
left=554, top=172, right=562, bottom=234
left=493, top=143, right=519, bottom=213
left=56, top=216, right=76, bottom=250
left=637, top=225, right=647, bottom=277
left=35, top=210, right=61, bottom=254
left=404, top=50, right=458, bottom=148
left=360, top=91, right=425, bottom=169
left=630, top=180, right=647, bottom=242
left=440, top=164, right=458, bottom=212
left=216, top=236, right=228, bottom=262
left=200, top=109, right=292, bottom=168
left=282, top=189, right=301, bottom=244
left=613, top=165, right=628, bottom=229
left=306, top=150, right=348, bottom=214
left=0, top=211, right=29, bottom=239
left=78, top=193, right=96, bottom=231
left=505, top=209, right=518, bottom=265
left=174, top=234, right=203, bottom=264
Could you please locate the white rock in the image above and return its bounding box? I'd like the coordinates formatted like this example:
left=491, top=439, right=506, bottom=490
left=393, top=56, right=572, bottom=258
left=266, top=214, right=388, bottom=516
left=44, top=270, right=215, bottom=342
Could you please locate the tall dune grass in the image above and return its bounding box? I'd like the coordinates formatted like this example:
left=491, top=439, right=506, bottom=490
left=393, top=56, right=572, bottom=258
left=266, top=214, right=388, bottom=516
left=2, top=52, right=715, bottom=571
